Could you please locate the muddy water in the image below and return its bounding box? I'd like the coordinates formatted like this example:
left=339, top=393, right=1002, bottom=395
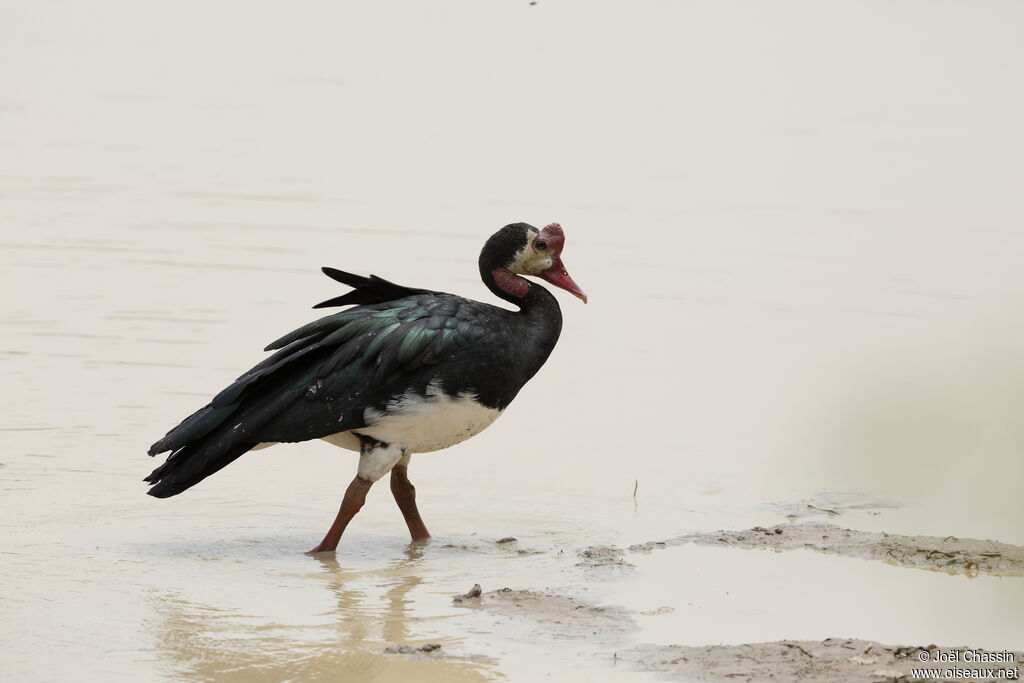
left=3, top=1, right=1024, bottom=680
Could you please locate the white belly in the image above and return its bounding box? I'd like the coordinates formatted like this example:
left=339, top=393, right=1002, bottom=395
left=322, top=383, right=503, bottom=455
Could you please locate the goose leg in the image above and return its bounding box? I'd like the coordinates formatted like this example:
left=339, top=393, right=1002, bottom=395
left=390, top=462, right=430, bottom=541
left=308, top=437, right=405, bottom=554
left=308, top=475, right=371, bottom=553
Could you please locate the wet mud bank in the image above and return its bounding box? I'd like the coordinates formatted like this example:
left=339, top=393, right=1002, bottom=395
left=575, top=522, right=1024, bottom=577
left=416, top=521, right=1024, bottom=679
left=434, top=585, right=1022, bottom=682
left=621, top=639, right=1023, bottom=683
left=664, top=523, right=1024, bottom=576
left=452, top=587, right=636, bottom=644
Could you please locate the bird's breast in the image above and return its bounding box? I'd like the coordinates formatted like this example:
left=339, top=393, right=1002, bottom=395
left=325, top=382, right=503, bottom=455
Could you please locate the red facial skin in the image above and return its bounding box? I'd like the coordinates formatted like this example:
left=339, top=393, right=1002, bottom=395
left=492, top=267, right=530, bottom=298
left=537, top=223, right=587, bottom=303
left=491, top=223, right=588, bottom=302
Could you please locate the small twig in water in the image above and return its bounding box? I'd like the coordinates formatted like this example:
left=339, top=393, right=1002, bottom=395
left=633, top=480, right=638, bottom=498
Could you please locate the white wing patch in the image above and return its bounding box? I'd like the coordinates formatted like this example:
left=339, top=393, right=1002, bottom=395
left=358, top=381, right=502, bottom=454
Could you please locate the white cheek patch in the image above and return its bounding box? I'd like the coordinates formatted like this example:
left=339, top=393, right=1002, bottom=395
left=508, top=231, right=553, bottom=276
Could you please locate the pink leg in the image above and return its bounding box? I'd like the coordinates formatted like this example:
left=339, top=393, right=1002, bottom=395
left=390, top=465, right=430, bottom=541
left=308, top=476, right=372, bottom=553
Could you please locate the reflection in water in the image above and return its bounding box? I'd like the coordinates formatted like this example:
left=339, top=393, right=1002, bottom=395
left=150, top=545, right=494, bottom=683
left=313, top=546, right=425, bottom=647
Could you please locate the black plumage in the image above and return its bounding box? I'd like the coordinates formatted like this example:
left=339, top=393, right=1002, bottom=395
left=145, top=223, right=582, bottom=506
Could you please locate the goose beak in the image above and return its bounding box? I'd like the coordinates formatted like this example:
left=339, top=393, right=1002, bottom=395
left=540, top=257, right=588, bottom=303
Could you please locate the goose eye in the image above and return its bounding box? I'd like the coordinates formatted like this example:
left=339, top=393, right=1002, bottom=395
left=534, top=240, right=547, bottom=251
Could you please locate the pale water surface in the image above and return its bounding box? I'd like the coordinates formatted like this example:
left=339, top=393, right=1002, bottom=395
left=3, top=1, right=1024, bottom=681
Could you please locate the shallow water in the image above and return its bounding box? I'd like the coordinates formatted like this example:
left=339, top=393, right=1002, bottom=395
left=3, top=0, right=1024, bottom=680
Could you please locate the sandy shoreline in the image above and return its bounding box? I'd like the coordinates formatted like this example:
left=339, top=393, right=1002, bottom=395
left=378, top=523, right=1024, bottom=681
left=622, top=639, right=1023, bottom=682
left=378, top=580, right=1022, bottom=682
left=630, top=523, right=1024, bottom=577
